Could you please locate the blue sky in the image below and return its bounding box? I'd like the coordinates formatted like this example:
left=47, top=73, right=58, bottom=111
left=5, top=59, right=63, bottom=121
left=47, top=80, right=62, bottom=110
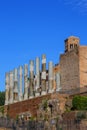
left=0, top=0, right=87, bottom=91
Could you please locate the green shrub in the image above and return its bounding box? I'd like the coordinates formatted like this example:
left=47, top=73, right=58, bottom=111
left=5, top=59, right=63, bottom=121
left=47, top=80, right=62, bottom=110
left=72, top=96, right=87, bottom=110
left=0, top=91, right=5, bottom=106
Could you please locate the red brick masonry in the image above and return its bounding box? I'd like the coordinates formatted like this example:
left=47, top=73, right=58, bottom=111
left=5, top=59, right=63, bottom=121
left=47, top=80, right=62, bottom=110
left=5, top=94, right=51, bottom=119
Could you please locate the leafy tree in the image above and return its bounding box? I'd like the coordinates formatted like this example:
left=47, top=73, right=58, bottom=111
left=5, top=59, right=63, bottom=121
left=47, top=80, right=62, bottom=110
left=0, top=91, right=5, bottom=106
left=72, top=96, right=87, bottom=110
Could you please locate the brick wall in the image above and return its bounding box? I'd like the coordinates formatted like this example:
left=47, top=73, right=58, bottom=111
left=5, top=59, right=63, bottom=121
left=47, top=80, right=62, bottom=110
left=79, top=46, right=87, bottom=88
left=4, top=93, right=68, bottom=119
left=60, top=50, right=80, bottom=91
left=5, top=94, right=51, bottom=119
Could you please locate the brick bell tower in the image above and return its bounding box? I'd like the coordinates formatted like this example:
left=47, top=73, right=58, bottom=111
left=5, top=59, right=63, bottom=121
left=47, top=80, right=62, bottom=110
left=64, top=36, right=80, bottom=53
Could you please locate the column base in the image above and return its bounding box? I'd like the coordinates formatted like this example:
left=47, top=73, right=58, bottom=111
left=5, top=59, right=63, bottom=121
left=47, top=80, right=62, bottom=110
left=56, top=88, right=61, bottom=92
left=48, top=89, right=54, bottom=93
left=42, top=91, right=46, bottom=95
left=24, top=95, right=28, bottom=100
left=29, top=96, right=34, bottom=99
left=5, top=101, right=9, bottom=105
left=14, top=100, right=18, bottom=103
left=9, top=99, right=14, bottom=104
left=19, top=94, right=23, bottom=101
left=19, top=98, right=23, bottom=102
left=35, top=93, right=40, bottom=97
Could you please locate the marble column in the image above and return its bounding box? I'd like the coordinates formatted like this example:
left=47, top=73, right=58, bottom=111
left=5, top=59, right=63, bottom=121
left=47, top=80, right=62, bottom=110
left=56, top=73, right=61, bottom=91
left=24, top=64, right=28, bottom=100
left=29, top=60, right=34, bottom=98
left=41, top=54, right=46, bottom=95
left=35, top=57, right=40, bottom=96
left=9, top=71, right=14, bottom=104
left=19, top=66, right=23, bottom=101
left=13, top=68, right=18, bottom=103
left=5, top=73, right=10, bottom=105
left=48, top=61, right=54, bottom=93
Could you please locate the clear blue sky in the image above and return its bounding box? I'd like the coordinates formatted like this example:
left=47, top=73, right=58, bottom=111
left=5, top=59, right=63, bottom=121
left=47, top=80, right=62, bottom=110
left=0, top=0, right=87, bottom=91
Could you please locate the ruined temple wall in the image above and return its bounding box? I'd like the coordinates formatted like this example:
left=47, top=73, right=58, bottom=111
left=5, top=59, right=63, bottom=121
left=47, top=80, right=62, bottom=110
left=60, top=51, right=80, bottom=91
left=4, top=93, right=68, bottom=119
left=5, top=94, right=51, bottom=119
left=79, top=46, right=87, bottom=88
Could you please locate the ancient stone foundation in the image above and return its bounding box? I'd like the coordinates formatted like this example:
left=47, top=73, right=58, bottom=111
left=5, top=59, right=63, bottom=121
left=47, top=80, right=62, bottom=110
left=4, top=93, right=68, bottom=119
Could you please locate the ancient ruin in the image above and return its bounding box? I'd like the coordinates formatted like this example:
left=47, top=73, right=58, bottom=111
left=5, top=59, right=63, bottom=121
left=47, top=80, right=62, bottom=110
left=5, top=54, right=61, bottom=105
left=4, top=36, right=87, bottom=119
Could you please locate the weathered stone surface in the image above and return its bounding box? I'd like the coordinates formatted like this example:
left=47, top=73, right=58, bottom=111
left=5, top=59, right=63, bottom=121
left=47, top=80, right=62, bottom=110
left=60, top=36, right=87, bottom=92
left=60, top=50, right=80, bottom=91
left=79, top=46, right=87, bottom=88
left=80, top=119, right=87, bottom=129
left=4, top=93, right=68, bottom=119
left=5, top=94, right=51, bottom=119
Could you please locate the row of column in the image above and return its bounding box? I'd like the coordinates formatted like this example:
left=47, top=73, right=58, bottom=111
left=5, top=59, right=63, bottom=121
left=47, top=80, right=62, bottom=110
left=5, top=55, right=61, bottom=105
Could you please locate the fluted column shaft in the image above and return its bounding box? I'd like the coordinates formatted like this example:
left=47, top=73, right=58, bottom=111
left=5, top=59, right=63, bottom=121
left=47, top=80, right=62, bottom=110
left=24, top=64, right=28, bottom=100
left=29, top=60, right=34, bottom=98
left=19, top=66, right=23, bottom=101
left=35, top=57, right=40, bottom=96
left=41, top=54, right=46, bottom=95
left=13, top=68, right=18, bottom=103
left=48, top=61, right=54, bottom=93
left=9, top=71, right=14, bottom=104
left=5, top=73, right=10, bottom=105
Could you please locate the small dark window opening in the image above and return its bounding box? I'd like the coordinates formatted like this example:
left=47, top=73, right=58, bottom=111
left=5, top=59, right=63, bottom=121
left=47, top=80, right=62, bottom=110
left=74, top=44, right=77, bottom=48
left=70, top=44, right=73, bottom=49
